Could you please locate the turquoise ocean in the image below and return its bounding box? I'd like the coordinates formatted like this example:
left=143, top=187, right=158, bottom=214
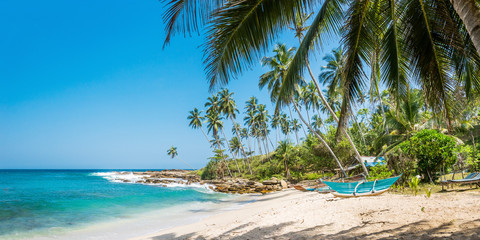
left=0, top=170, right=238, bottom=239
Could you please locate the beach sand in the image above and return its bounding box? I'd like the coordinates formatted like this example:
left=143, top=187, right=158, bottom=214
left=135, top=189, right=480, bottom=240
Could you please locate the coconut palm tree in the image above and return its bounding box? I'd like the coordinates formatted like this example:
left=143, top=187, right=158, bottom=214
left=205, top=110, right=232, bottom=177
left=219, top=88, right=252, bottom=174
left=206, top=93, right=241, bottom=175
left=260, top=44, right=296, bottom=104
left=280, top=114, right=292, bottom=140
left=167, top=146, right=195, bottom=170
left=187, top=108, right=210, bottom=144
left=260, top=43, right=299, bottom=121
left=229, top=137, right=242, bottom=159
left=276, top=140, right=294, bottom=179
left=291, top=119, right=302, bottom=144
left=312, top=114, right=324, bottom=132
left=255, top=104, right=273, bottom=153
left=245, top=96, right=258, bottom=113
left=319, top=48, right=370, bottom=148
left=373, top=88, right=425, bottom=154
left=271, top=113, right=282, bottom=146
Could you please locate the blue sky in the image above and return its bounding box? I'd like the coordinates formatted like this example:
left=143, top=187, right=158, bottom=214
left=0, top=0, right=339, bottom=169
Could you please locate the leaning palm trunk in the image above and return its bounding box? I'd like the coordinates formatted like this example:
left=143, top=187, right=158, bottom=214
left=176, top=156, right=195, bottom=170
left=200, top=127, right=212, bottom=146
left=231, top=117, right=253, bottom=174
left=306, top=62, right=369, bottom=176
left=352, top=112, right=367, bottom=148
left=292, top=101, right=347, bottom=178
left=450, top=0, right=480, bottom=55
left=221, top=129, right=241, bottom=175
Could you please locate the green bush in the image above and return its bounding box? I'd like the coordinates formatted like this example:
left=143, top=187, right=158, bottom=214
left=305, top=172, right=323, bottom=180
left=400, top=129, right=458, bottom=182
left=201, top=160, right=218, bottom=180
left=367, top=161, right=394, bottom=181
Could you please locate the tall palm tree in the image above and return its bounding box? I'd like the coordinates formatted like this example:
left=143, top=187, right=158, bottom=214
left=276, top=140, right=294, bottom=179
left=255, top=104, right=273, bottom=153
left=319, top=49, right=367, bottom=148
left=205, top=110, right=232, bottom=177
left=219, top=88, right=252, bottom=174
left=291, top=119, right=302, bottom=144
left=312, top=114, right=324, bottom=132
left=260, top=44, right=296, bottom=104
left=229, top=137, right=243, bottom=165
left=271, top=113, right=282, bottom=146
left=206, top=93, right=241, bottom=175
left=167, top=146, right=195, bottom=170
left=260, top=43, right=298, bottom=122
left=280, top=114, right=292, bottom=140
left=187, top=108, right=210, bottom=144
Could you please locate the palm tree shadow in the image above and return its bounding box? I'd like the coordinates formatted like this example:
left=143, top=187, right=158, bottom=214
left=149, top=218, right=480, bottom=240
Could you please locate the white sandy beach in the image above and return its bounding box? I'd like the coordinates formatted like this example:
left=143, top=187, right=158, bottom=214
left=135, top=189, right=480, bottom=240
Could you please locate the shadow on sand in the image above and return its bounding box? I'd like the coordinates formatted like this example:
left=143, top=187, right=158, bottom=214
left=150, top=218, right=480, bottom=240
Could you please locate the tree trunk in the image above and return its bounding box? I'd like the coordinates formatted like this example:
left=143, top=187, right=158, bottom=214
left=294, top=128, right=300, bottom=144
left=267, top=135, right=275, bottom=149
left=175, top=156, right=195, bottom=170
left=292, top=101, right=347, bottom=177
left=231, top=117, right=253, bottom=174
left=288, top=105, right=298, bottom=142
left=352, top=112, right=367, bottom=148
left=200, top=127, right=211, bottom=145
left=306, top=62, right=369, bottom=176
left=215, top=134, right=232, bottom=177
left=450, top=0, right=480, bottom=56
left=221, top=129, right=240, bottom=176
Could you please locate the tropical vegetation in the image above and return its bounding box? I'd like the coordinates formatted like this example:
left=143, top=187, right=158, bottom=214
left=162, top=1, right=480, bottom=187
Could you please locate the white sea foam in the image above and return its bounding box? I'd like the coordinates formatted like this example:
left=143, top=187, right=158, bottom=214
left=90, top=171, right=216, bottom=193
left=90, top=171, right=148, bottom=183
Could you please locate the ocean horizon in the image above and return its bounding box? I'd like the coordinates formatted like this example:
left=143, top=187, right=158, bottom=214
left=0, top=169, right=245, bottom=239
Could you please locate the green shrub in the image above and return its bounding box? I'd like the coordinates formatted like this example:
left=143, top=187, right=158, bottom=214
left=367, top=161, right=394, bottom=180
left=305, top=172, right=323, bottom=180
left=400, top=129, right=458, bottom=182
left=409, top=177, right=420, bottom=195
left=201, top=160, right=218, bottom=180
left=425, top=188, right=432, bottom=198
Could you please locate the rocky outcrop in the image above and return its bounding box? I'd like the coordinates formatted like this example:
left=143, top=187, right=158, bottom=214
left=117, top=170, right=289, bottom=194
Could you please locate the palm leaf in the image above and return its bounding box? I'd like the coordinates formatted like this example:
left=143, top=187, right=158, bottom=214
left=337, top=0, right=374, bottom=136
left=379, top=0, right=408, bottom=102
left=161, top=0, right=223, bottom=47
left=204, top=0, right=314, bottom=90
left=401, top=0, right=454, bottom=127
left=279, top=0, right=345, bottom=109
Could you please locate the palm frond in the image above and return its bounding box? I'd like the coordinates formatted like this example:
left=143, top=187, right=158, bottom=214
left=337, top=0, right=374, bottom=136
left=401, top=0, right=454, bottom=127
left=379, top=0, right=408, bottom=102
left=280, top=0, right=345, bottom=109
left=204, top=0, right=315, bottom=90
left=161, top=0, right=223, bottom=47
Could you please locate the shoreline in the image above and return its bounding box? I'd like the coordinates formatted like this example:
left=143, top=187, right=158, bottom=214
left=20, top=193, right=257, bottom=240
left=135, top=189, right=480, bottom=240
